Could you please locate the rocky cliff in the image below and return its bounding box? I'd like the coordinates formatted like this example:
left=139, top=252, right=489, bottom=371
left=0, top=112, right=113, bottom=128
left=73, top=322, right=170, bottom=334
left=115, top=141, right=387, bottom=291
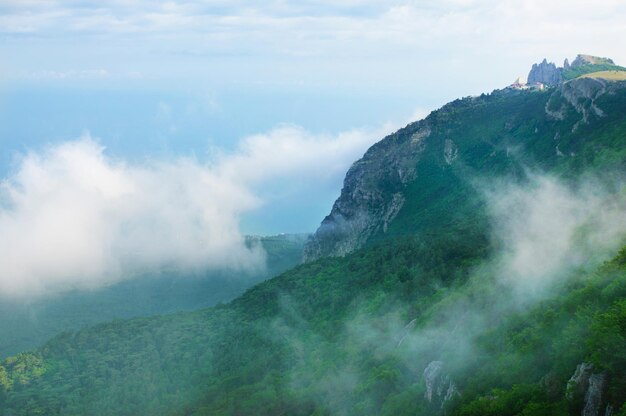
left=524, top=54, right=622, bottom=87
left=304, top=76, right=626, bottom=261
left=566, top=363, right=615, bottom=416
left=303, top=120, right=429, bottom=261
left=528, top=58, right=564, bottom=85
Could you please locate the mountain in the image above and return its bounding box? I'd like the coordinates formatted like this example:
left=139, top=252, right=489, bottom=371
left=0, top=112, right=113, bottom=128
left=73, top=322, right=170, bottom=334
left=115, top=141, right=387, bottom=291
left=304, top=68, right=626, bottom=261
left=526, top=54, right=626, bottom=86
left=0, top=233, right=308, bottom=359
left=1, top=60, right=626, bottom=416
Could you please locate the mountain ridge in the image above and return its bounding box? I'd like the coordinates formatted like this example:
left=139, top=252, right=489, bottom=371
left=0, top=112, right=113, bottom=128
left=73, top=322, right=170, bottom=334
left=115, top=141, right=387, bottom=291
left=304, top=72, right=626, bottom=261
left=2, top=59, right=626, bottom=416
left=527, top=54, right=626, bottom=86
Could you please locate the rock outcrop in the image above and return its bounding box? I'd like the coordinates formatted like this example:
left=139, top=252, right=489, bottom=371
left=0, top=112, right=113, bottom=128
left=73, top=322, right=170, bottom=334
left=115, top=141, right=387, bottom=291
left=527, top=55, right=618, bottom=87
left=443, top=139, right=458, bottom=165
left=566, top=362, right=594, bottom=400
left=303, top=121, right=430, bottom=261
left=528, top=58, right=564, bottom=86
left=566, top=363, right=613, bottom=416
left=545, top=77, right=611, bottom=131
left=582, top=373, right=606, bottom=416
left=424, top=361, right=461, bottom=409
left=571, top=54, right=615, bottom=68
left=423, top=361, right=460, bottom=410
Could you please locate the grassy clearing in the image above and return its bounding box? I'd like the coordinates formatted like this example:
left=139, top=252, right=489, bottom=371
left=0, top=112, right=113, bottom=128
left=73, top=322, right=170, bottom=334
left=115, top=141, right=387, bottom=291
left=580, top=70, right=626, bottom=80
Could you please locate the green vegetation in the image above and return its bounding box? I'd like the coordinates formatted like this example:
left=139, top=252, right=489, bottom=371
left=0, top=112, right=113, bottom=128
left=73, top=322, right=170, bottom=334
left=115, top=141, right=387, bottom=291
left=1, top=235, right=625, bottom=415
left=0, top=234, right=308, bottom=359
left=456, top=249, right=626, bottom=416
left=580, top=70, right=626, bottom=81
left=563, top=63, right=626, bottom=80
left=1, top=80, right=626, bottom=415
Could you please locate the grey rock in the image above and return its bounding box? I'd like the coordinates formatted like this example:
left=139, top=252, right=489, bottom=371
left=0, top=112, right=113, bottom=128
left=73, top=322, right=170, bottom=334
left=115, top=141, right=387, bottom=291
left=541, top=371, right=562, bottom=399
left=545, top=77, right=609, bottom=131
left=423, top=361, right=460, bottom=409
left=566, top=363, right=611, bottom=416
left=303, top=122, right=429, bottom=261
left=570, top=54, right=615, bottom=68
left=556, top=145, right=564, bottom=157
left=424, top=361, right=444, bottom=402
left=528, top=58, right=564, bottom=86
left=444, top=139, right=458, bottom=165
left=583, top=373, right=606, bottom=416
left=566, top=362, right=594, bottom=401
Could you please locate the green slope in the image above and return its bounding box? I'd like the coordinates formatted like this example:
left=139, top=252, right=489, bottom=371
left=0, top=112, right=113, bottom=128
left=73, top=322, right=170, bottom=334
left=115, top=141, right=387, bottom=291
left=1, top=80, right=626, bottom=415
left=564, top=63, right=626, bottom=80
left=309, top=77, right=626, bottom=259
left=580, top=71, right=626, bottom=81
left=2, top=237, right=625, bottom=416
left=0, top=234, right=308, bottom=359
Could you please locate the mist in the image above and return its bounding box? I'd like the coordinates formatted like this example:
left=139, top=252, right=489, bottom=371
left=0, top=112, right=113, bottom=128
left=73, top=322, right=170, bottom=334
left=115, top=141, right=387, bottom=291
left=0, top=138, right=264, bottom=297
left=486, top=174, right=626, bottom=294
left=265, top=172, right=626, bottom=412
left=0, top=123, right=388, bottom=298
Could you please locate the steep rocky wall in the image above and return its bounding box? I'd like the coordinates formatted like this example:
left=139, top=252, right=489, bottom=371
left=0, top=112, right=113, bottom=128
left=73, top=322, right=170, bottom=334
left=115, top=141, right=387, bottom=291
left=528, top=58, right=564, bottom=86
left=303, top=121, right=429, bottom=261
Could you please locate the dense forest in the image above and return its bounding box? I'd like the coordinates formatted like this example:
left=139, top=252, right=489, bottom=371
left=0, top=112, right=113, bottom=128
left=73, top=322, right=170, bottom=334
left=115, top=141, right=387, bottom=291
left=0, top=234, right=308, bottom=359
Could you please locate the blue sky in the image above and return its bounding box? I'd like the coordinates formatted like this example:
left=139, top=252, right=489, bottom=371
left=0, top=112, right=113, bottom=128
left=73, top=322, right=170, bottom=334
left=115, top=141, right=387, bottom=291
left=2, top=0, right=625, bottom=89
left=1, top=0, right=626, bottom=295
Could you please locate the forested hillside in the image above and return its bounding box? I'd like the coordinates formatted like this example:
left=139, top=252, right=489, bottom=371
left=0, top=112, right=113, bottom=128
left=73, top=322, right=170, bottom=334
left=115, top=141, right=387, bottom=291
left=1, top=78, right=625, bottom=415
left=0, top=234, right=308, bottom=359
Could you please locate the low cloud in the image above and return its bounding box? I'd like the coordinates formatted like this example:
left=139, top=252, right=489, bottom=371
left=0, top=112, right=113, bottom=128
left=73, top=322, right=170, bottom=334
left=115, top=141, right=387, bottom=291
left=485, top=174, right=626, bottom=293
left=214, top=123, right=390, bottom=184
left=28, top=69, right=110, bottom=80
left=0, top=123, right=388, bottom=298
left=0, top=138, right=262, bottom=297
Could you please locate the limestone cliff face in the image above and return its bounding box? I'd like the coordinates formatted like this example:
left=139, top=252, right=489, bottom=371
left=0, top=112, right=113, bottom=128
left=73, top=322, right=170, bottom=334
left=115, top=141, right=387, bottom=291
left=544, top=77, right=625, bottom=133
left=302, top=121, right=430, bottom=261
left=527, top=55, right=618, bottom=86
left=528, top=58, right=564, bottom=86
left=423, top=361, right=460, bottom=410
left=566, top=362, right=613, bottom=416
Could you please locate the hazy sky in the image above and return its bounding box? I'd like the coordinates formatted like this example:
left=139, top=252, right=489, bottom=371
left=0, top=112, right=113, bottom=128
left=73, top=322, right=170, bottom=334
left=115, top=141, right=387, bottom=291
left=1, top=0, right=626, bottom=295
left=2, top=0, right=625, bottom=89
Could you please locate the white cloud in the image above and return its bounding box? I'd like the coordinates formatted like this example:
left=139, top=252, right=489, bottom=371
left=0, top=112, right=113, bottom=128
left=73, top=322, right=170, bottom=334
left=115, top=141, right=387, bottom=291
left=0, top=137, right=262, bottom=297
left=29, top=68, right=110, bottom=79
left=0, top=122, right=387, bottom=298
left=2, top=0, right=625, bottom=90
left=214, top=123, right=389, bottom=185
